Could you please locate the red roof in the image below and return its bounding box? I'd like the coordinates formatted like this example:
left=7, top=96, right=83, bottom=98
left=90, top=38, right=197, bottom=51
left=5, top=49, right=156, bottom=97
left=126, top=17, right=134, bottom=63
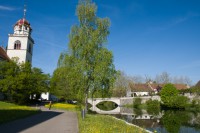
left=15, top=18, right=31, bottom=29
left=0, top=47, right=10, bottom=61
left=148, top=83, right=189, bottom=90
left=129, top=83, right=189, bottom=92
left=129, top=83, right=154, bottom=92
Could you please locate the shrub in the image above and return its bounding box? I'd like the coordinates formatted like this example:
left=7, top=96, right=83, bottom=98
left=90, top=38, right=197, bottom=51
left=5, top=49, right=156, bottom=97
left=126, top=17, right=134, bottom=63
left=146, top=99, right=160, bottom=115
left=173, top=96, right=189, bottom=109
left=133, top=98, right=142, bottom=108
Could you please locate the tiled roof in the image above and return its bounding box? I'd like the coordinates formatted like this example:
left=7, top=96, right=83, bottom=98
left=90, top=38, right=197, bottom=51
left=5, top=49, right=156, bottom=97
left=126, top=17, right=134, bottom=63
left=173, top=84, right=189, bottom=90
left=129, top=83, right=154, bottom=92
left=0, top=47, right=9, bottom=61
left=129, top=83, right=189, bottom=92
left=148, top=83, right=189, bottom=90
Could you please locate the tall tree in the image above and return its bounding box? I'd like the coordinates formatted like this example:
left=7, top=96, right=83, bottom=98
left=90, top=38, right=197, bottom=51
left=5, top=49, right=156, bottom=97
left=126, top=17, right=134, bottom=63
left=53, top=0, right=116, bottom=108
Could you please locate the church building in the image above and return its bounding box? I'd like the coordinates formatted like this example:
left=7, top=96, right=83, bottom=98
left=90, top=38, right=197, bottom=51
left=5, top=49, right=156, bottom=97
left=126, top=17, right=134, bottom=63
left=0, top=7, right=34, bottom=64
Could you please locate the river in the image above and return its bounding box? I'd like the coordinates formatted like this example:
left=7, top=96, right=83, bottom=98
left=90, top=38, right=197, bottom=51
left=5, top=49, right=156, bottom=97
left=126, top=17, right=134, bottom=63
left=94, top=106, right=200, bottom=133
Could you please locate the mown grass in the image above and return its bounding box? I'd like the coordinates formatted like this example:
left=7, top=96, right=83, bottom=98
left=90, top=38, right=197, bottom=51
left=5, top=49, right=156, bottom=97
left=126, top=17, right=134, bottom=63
left=78, top=113, right=148, bottom=133
left=44, top=103, right=149, bottom=133
left=0, top=101, right=39, bottom=124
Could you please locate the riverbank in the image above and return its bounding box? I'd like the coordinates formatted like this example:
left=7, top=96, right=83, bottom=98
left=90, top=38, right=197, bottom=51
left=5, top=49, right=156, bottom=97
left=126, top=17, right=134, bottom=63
left=78, top=113, right=149, bottom=133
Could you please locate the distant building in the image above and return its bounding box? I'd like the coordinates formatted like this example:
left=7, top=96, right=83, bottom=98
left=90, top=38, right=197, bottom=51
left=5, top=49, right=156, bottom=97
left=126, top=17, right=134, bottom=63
left=128, top=82, right=189, bottom=97
left=40, top=92, right=58, bottom=102
left=128, top=83, right=154, bottom=97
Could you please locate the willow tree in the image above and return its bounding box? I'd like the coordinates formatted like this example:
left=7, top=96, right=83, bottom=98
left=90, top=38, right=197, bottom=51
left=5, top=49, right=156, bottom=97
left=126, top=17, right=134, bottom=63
left=53, top=0, right=116, bottom=108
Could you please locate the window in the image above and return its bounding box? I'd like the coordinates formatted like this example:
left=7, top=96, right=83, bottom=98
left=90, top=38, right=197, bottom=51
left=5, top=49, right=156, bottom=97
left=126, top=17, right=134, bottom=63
left=14, top=40, right=21, bottom=49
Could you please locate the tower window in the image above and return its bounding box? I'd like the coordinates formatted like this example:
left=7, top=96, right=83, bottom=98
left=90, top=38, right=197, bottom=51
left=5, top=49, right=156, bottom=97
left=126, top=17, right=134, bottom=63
left=14, top=40, right=21, bottom=49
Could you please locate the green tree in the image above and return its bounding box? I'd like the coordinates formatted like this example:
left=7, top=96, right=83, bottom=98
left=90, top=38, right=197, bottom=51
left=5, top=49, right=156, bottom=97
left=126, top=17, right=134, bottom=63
left=0, top=60, right=49, bottom=104
left=146, top=99, right=160, bottom=115
left=52, top=0, right=116, bottom=109
left=160, top=83, right=178, bottom=107
left=0, top=59, right=19, bottom=101
left=160, top=83, right=188, bottom=108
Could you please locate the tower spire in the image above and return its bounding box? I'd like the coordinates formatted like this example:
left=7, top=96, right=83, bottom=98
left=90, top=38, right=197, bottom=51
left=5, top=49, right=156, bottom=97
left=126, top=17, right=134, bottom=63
left=23, top=4, right=27, bottom=19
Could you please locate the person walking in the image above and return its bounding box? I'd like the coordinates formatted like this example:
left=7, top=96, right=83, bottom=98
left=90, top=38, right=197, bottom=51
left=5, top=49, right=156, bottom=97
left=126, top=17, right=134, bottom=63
left=49, top=101, right=52, bottom=110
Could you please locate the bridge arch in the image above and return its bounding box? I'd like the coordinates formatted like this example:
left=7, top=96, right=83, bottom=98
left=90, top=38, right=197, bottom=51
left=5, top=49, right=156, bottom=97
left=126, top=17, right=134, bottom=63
left=87, top=98, right=121, bottom=114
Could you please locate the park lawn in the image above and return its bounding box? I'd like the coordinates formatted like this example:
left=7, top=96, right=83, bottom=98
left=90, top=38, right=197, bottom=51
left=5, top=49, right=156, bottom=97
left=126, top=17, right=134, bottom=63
left=0, top=101, right=39, bottom=124
left=78, top=113, right=149, bottom=133
left=44, top=103, right=78, bottom=111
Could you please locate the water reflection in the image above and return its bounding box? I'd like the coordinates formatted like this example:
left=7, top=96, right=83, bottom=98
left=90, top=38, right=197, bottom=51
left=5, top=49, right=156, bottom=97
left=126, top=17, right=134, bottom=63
left=96, top=107, right=200, bottom=133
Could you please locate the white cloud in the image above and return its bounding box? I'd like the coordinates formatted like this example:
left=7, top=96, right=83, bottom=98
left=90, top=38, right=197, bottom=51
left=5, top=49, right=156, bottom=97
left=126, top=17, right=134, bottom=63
left=0, top=5, right=16, bottom=11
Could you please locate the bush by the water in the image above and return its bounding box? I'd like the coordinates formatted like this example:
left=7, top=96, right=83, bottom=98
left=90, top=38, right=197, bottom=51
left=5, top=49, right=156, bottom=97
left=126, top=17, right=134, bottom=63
left=146, top=99, right=160, bottom=115
left=160, top=83, right=189, bottom=109
left=173, top=96, right=189, bottom=109
left=133, top=98, right=142, bottom=108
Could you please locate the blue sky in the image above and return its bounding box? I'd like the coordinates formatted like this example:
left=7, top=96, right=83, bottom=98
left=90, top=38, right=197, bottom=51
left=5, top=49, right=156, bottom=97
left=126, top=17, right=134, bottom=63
left=0, top=0, right=200, bottom=84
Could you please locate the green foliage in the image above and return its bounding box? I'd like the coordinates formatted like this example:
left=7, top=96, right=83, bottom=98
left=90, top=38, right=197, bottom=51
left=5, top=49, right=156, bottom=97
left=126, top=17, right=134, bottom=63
left=0, top=60, right=49, bottom=104
left=161, top=111, right=190, bottom=133
left=160, top=84, right=177, bottom=108
left=185, top=99, right=200, bottom=112
left=52, top=0, right=116, bottom=103
left=173, top=95, right=189, bottom=109
left=146, top=99, right=160, bottom=115
left=133, top=98, right=142, bottom=108
left=160, top=83, right=189, bottom=108
left=160, top=84, right=189, bottom=108
left=133, top=108, right=143, bottom=116
left=190, top=86, right=200, bottom=95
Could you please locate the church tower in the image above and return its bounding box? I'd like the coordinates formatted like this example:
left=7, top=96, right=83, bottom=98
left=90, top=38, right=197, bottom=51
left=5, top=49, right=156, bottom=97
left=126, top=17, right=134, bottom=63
left=7, top=6, right=34, bottom=63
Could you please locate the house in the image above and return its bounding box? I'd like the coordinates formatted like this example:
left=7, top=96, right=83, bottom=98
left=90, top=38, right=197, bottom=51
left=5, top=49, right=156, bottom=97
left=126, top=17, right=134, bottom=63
left=128, top=83, right=155, bottom=97
left=127, top=82, right=189, bottom=97
left=40, top=92, right=58, bottom=102
left=0, top=46, right=10, bottom=62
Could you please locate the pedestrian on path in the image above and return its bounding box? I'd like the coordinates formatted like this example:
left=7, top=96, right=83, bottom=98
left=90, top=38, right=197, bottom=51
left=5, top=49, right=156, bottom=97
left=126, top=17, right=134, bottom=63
left=49, top=101, right=52, bottom=110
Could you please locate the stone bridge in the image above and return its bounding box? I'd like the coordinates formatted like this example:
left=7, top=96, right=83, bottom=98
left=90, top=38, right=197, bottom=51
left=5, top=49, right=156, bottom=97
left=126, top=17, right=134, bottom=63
left=87, top=96, right=160, bottom=114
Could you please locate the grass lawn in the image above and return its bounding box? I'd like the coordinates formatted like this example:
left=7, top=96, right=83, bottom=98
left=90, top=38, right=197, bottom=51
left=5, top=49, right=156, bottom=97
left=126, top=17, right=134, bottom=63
left=78, top=113, right=149, bottom=133
left=44, top=103, right=149, bottom=133
left=0, top=101, right=39, bottom=124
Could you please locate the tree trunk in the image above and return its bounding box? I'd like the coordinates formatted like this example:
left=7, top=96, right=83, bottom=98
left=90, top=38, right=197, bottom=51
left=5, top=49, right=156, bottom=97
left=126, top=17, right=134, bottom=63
left=85, top=92, right=88, bottom=113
